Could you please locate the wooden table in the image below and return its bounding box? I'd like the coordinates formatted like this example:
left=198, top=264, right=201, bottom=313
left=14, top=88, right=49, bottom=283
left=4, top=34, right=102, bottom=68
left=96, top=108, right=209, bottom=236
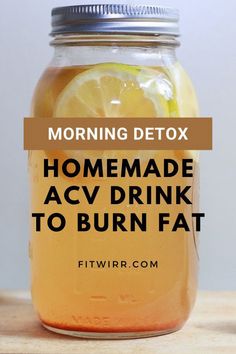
left=0, top=292, right=235, bottom=354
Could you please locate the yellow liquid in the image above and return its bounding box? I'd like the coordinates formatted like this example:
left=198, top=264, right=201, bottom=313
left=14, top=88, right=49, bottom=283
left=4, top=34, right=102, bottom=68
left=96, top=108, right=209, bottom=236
left=30, top=64, right=199, bottom=334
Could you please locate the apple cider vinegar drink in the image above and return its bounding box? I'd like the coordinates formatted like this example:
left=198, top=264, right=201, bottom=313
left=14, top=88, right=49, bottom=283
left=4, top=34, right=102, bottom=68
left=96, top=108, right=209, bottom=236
left=29, top=4, right=200, bottom=338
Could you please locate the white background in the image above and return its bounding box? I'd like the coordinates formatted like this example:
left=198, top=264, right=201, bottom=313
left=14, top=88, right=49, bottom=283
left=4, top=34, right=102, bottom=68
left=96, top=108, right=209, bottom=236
left=0, top=0, right=235, bottom=290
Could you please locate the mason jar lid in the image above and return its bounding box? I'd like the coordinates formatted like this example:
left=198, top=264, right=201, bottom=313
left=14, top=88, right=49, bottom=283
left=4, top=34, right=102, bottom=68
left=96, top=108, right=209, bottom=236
left=51, top=4, right=179, bottom=37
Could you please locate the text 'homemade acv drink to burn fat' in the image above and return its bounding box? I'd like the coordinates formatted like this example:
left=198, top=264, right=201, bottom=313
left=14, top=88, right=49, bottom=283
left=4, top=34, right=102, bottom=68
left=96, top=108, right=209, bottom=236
left=29, top=4, right=200, bottom=339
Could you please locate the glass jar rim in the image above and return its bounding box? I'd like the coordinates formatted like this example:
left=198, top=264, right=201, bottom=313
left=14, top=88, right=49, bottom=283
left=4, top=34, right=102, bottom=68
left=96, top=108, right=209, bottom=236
left=50, top=33, right=180, bottom=48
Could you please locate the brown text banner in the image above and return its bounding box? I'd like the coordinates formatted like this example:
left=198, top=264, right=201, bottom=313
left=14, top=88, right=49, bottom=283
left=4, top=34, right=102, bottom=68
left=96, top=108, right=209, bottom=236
left=24, top=117, right=212, bottom=150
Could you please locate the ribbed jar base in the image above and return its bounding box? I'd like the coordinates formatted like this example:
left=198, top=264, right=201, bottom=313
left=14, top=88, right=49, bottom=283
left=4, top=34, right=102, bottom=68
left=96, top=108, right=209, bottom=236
left=42, top=322, right=182, bottom=340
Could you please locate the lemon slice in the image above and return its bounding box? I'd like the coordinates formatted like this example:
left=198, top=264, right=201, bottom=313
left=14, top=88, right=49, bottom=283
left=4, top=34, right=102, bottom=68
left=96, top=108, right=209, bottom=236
left=53, top=63, right=180, bottom=162
left=54, top=63, right=177, bottom=118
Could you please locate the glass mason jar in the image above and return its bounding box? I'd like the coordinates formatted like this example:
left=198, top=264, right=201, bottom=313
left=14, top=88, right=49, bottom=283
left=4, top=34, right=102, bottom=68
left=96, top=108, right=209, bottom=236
left=29, top=4, right=199, bottom=339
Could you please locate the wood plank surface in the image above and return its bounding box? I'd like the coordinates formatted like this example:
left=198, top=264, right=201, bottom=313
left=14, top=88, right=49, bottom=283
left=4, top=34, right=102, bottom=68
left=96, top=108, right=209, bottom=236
left=0, top=292, right=235, bottom=354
